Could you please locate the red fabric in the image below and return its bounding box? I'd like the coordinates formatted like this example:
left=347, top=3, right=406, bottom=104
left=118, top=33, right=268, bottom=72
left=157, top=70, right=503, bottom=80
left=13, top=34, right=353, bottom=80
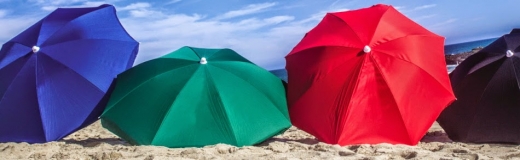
left=285, top=4, right=455, bottom=145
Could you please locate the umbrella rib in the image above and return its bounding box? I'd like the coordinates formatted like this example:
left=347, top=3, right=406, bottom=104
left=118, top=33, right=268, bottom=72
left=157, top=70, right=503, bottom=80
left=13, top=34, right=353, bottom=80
left=103, top=63, right=199, bottom=115
left=368, top=8, right=389, bottom=45
left=210, top=61, right=288, bottom=120
left=203, top=67, right=239, bottom=145
left=512, top=59, right=520, bottom=89
left=335, top=56, right=366, bottom=143
left=371, top=34, right=435, bottom=48
left=287, top=52, right=367, bottom=111
left=209, top=49, right=252, bottom=63
left=41, top=38, right=137, bottom=48
left=329, top=14, right=364, bottom=45
left=376, top=50, right=454, bottom=95
left=285, top=45, right=363, bottom=60
left=149, top=66, right=206, bottom=145
left=467, top=54, right=504, bottom=75
left=368, top=54, right=414, bottom=144
left=0, top=42, right=31, bottom=69
left=0, top=59, right=32, bottom=103
left=0, top=57, right=47, bottom=141
left=464, top=60, right=511, bottom=140
left=40, top=6, right=135, bottom=46
left=147, top=66, right=240, bottom=145
left=38, top=53, right=104, bottom=93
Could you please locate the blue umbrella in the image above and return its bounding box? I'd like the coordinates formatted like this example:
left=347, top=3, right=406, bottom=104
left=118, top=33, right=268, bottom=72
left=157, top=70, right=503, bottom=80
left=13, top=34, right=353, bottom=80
left=0, top=4, right=138, bottom=143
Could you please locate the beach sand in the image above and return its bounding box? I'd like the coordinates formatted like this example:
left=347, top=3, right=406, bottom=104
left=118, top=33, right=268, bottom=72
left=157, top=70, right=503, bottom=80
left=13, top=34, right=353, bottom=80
left=1, top=121, right=519, bottom=160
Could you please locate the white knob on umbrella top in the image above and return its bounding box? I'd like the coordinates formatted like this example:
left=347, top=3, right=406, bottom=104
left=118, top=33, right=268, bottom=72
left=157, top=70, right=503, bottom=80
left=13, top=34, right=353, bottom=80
left=32, top=46, right=40, bottom=53
left=200, top=57, right=207, bottom=64
left=507, top=50, right=514, bottom=57
left=363, top=45, right=371, bottom=53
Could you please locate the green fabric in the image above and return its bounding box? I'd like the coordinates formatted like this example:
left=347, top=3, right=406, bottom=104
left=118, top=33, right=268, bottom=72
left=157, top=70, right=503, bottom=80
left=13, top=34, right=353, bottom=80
left=101, top=46, right=291, bottom=148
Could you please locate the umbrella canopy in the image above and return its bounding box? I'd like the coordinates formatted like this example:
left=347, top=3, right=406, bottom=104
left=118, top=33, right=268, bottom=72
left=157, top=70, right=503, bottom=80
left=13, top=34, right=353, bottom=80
left=0, top=4, right=138, bottom=143
left=100, top=46, right=290, bottom=148
left=437, top=29, right=520, bottom=144
left=285, top=4, right=455, bottom=145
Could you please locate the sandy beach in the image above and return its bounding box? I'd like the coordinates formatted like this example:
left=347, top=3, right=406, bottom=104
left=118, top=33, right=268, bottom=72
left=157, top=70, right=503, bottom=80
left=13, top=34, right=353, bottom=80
left=1, top=121, right=519, bottom=160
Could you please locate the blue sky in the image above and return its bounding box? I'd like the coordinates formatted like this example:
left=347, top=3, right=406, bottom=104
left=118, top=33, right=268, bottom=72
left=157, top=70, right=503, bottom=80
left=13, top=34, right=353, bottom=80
left=0, top=0, right=519, bottom=69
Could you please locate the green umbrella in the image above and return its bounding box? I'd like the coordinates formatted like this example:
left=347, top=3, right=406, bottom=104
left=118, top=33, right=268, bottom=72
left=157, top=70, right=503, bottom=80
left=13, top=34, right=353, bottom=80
left=100, top=46, right=291, bottom=148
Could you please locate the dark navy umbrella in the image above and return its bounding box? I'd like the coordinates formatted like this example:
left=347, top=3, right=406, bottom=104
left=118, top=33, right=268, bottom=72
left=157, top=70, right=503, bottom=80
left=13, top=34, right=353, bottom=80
left=0, top=4, right=138, bottom=143
left=437, top=29, right=520, bottom=144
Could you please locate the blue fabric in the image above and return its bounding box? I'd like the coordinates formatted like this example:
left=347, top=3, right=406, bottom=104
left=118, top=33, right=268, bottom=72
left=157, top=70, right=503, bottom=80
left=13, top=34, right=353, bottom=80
left=0, top=4, right=138, bottom=143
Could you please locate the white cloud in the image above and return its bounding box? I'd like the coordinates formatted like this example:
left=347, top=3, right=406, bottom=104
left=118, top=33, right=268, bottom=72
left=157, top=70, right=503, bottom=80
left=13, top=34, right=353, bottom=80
left=166, top=0, right=181, bottom=5
left=329, top=0, right=342, bottom=8
left=215, top=2, right=277, bottom=20
left=400, top=4, right=437, bottom=13
left=129, top=9, right=162, bottom=18
left=296, top=8, right=348, bottom=24
left=118, top=2, right=150, bottom=11
left=414, top=14, right=437, bottom=21
left=414, top=4, right=437, bottom=11
left=119, top=10, right=310, bottom=69
left=394, top=6, right=405, bottom=11
left=263, top=16, right=294, bottom=24
left=39, top=1, right=112, bottom=11
left=118, top=2, right=164, bottom=18
left=82, top=1, right=110, bottom=6
left=0, top=10, right=7, bottom=18
left=430, top=18, right=457, bottom=28
left=1, top=1, right=322, bottom=70
left=31, top=0, right=118, bottom=11
left=0, top=16, right=41, bottom=43
left=30, top=0, right=87, bottom=5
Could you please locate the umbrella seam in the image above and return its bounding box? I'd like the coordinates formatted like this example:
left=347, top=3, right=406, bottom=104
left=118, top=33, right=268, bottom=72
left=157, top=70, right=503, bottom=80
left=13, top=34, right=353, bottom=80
left=186, top=47, right=252, bottom=64
left=513, top=58, right=520, bottom=90
left=211, top=61, right=284, bottom=105
left=41, top=38, right=137, bottom=49
left=36, top=53, right=109, bottom=141
left=40, top=6, right=135, bottom=47
left=369, top=54, right=414, bottom=144
left=370, top=34, right=435, bottom=48
left=286, top=11, right=368, bottom=57
left=0, top=42, right=30, bottom=69
left=287, top=53, right=365, bottom=143
left=206, top=64, right=291, bottom=146
left=203, top=67, right=239, bottom=145
left=464, top=58, right=509, bottom=140
left=38, top=52, right=104, bottom=93
left=126, top=45, right=139, bottom=69
left=210, top=61, right=289, bottom=122
left=34, top=54, right=48, bottom=142
left=0, top=55, right=47, bottom=142
left=335, top=55, right=366, bottom=143
left=103, top=63, right=199, bottom=116
left=329, top=14, right=365, bottom=47
left=286, top=49, right=366, bottom=114
left=369, top=7, right=435, bottom=47
left=368, top=7, right=390, bottom=45
left=147, top=64, right=203, bottom=145
left=285, top=45, right=363, bottom=59
left=211, top=49, right=253, bottom=63
left=38, top=8, right=95, bottom=46
left=468, top=54, right=504, bottom=75
left=0, top=54, right=32, bottom=103
left=109, top=5, right=139, bottom=43
left=375, top=45, right=454, bottom=95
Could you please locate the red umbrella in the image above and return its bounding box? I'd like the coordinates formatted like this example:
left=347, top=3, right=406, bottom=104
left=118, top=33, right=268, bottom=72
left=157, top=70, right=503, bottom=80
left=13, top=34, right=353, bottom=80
left=285, top=4, right=455, bottom=145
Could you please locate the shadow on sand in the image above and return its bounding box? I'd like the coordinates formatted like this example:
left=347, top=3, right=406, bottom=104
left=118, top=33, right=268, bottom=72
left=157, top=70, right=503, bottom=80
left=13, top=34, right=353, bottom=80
left=258, top=137, right=320, bottom=147
left=420, top=131, right=453, bottom=143
left=61, top=138, right=130, bottom=147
